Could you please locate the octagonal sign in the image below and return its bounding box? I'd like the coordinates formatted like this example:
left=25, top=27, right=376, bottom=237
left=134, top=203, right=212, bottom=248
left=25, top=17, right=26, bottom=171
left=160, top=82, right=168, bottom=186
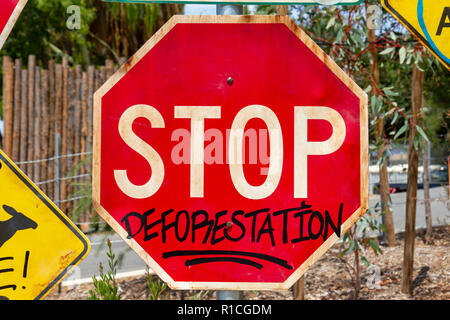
left=93, top=15, right=368, bottom=290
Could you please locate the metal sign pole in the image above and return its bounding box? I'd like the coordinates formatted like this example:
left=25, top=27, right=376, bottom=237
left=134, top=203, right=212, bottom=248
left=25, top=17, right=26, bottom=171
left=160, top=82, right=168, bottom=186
left=216, top=4, right=244, bottom=15
left=215, top=2, right=244, bottom=301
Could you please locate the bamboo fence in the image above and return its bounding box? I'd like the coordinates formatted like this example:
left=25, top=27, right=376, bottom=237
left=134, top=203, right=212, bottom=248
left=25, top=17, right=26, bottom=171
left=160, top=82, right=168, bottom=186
left=2, top=55, right=120, bottom=225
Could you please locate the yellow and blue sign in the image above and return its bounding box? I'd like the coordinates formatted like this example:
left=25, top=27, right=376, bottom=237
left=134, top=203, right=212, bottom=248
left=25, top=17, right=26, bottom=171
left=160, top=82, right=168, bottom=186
left=382, top=0, right=450, bottom=70
left=0, top=150, right=89, bottom=300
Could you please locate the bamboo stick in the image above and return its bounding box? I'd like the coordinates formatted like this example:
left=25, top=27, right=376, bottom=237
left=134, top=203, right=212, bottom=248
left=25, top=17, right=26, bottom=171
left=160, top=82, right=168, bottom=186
left=2, top=56, right=14, bottom=156
left=80, top=71, right=88, bottom=175
left=73, top=65, right=82, bottom=181
left=27, top=55, right=35, bottom=177
left=53, top=63, right=63, bottom=202
left=12, top=59, right=21, bottom=162
left=33, top=66, right=41, bottom=182
left=47, top=60, right=55, bottom=200
left=19, top=69, right=28, bottom=172
left=60, top=58, right=69, bottom=214
left=87, top=66, right=95, bottom=169
left=40, top=69, right=49, bottom=195
left=66, top=67, right=75, bottom=216
left=105, top=59, right=114, bottom=79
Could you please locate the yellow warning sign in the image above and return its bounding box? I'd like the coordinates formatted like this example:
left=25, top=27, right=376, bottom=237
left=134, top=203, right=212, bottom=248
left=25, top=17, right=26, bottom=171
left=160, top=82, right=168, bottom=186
left=382, top=0, right=450, bottom=70
left=0, top=150, right=89, bottom=300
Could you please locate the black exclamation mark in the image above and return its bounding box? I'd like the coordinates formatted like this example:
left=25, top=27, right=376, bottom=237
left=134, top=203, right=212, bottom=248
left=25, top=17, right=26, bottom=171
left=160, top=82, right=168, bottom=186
left=22, top=251, right=29, bottom=290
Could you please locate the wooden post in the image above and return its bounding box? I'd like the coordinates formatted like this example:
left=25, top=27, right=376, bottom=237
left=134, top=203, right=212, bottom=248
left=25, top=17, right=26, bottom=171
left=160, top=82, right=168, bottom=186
left=61, top=58, right=69, bottom=214
left=40, top=69, right=49, bottom=195
left=293, top=276, right=305, bottom=300
left=74, top=65, right=82, bottom=183
left=366, top=7, right=395, bottom=247
left=87, top=66, right=95, bottom=156
left=54, top=63, right=63, bottom=201
left=105, top=59, right=114, bottom=80
left=2, top=56, right=14, bottom=156
left=12, top=59, right=21, bottom=162
left=401, top=64, right=424, bottom=295
left=20, top=68, right=28, bottom=172
left=422, top=139, right=432, bottom=242
left=33, top=66, right=41, bottom=183
left=66, top=67, right=75, bottom=216
left=47, top=60, right=56, bottom=200
left=27, top=55, right=36, bottom=177
left=80, top=71, right=88, bottom=187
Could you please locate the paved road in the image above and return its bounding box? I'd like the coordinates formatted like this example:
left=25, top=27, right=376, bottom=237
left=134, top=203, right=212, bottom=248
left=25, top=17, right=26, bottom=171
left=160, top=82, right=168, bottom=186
left=68, top=233, right=148, bottom=282
left=64, top=186, right=449, bottom=284
left=369, top=185, right=449, bottom=233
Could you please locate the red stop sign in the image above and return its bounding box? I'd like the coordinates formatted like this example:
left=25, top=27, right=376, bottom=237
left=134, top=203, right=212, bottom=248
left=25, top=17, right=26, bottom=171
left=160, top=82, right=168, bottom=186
left=93, top=15, right=368, bottom=290
left=0, top=0, right=28, bottom=50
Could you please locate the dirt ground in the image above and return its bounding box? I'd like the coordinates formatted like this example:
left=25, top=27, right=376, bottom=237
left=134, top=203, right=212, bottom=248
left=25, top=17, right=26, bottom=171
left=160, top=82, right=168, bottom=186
left=46, top=226, right=449, bottom=300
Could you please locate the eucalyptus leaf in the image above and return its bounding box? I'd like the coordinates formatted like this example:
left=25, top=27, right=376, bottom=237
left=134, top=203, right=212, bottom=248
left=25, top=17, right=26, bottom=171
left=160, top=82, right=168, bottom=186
left=394, top=123, right=407, bottom=140
left=380, top=47, right=395, bottom=55
left=399, top=47, right=407, bottom=64
left=416, top=125, right=429, bottom=142
left=326, top=17, right=336, bottom=30
left=391, top=111, right=399, bottom=125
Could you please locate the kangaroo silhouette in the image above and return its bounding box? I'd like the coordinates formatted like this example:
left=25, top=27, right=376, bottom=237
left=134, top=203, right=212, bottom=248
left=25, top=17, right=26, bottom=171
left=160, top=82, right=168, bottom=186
left=0, top=205, right=38, bottom=248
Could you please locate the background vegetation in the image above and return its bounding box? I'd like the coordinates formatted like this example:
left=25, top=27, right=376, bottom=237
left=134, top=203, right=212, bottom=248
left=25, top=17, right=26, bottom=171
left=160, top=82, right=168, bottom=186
left=1, top=1, right=447, bottom=159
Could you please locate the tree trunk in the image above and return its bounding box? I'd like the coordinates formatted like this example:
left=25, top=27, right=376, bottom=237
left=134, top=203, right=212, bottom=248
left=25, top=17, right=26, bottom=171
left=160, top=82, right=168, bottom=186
left=422, top=139, right=432, bottom=243
left=2, top=56, right=14, bottom=155
left=367, top=21, right=395, bottom=247
left=276, top=5, right=287, bottom=15
left=293, top=277, right=305, bottom=300
left=401, top=64, right=424, bottom=295
left=353, top=245, right=361, bottom=300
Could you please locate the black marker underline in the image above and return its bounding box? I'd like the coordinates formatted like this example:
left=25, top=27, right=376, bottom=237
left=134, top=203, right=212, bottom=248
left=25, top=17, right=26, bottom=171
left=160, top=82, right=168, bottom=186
left=163, top=250, right=293, bottom=270
left=0, top=257, right=13, bottom=262
left=185, top=257, right=263, bottom=270
left=0, top=285, right=16, bottom=291
left=0, top=268, right=14, bottom=274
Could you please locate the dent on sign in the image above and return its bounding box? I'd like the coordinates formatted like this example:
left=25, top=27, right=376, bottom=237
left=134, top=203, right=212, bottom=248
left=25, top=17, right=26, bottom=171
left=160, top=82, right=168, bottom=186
left=93, top=15, right=368, bottom=290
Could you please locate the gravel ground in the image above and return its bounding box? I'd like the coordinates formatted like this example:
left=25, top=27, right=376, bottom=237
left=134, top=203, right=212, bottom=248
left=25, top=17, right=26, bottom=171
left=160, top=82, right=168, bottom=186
left=45, top=226, right=449, bottom=300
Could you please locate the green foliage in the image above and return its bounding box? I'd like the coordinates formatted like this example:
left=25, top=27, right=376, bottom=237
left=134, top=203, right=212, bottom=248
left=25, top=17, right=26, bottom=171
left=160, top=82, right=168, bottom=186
left=0, top=1, right=182, bottom=66
left=146, top=268, right=167, bottom=300
left=88, top=238, right=121, bottom=300
left=286, top=3, right=444, bottom=159
left=338, top=210, right=384, bottom=267
left=255, top=2, right=444, bottom=298
left=2, top=0, right=96, bottom=65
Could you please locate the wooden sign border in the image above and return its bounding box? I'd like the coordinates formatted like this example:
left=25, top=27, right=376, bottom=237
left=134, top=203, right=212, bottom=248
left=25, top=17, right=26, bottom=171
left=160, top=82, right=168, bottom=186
left=93, top=15, right=368, bottom=291
left=0, top=0, right=28, bottom=50
left=0, top=150, right=90, bottom=300
left=382, top=0, right=450, bottom=70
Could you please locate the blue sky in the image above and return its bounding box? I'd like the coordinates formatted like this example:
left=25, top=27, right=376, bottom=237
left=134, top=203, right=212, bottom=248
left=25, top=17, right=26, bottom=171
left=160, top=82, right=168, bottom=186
left=184, top=4, right=258, bottom=15
left=184, top=4, right=217, bottom=15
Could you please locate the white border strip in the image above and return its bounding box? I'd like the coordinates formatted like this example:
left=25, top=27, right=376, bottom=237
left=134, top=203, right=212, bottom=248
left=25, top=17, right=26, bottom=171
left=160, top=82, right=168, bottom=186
left=0, top=0, right=28, bottom=50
